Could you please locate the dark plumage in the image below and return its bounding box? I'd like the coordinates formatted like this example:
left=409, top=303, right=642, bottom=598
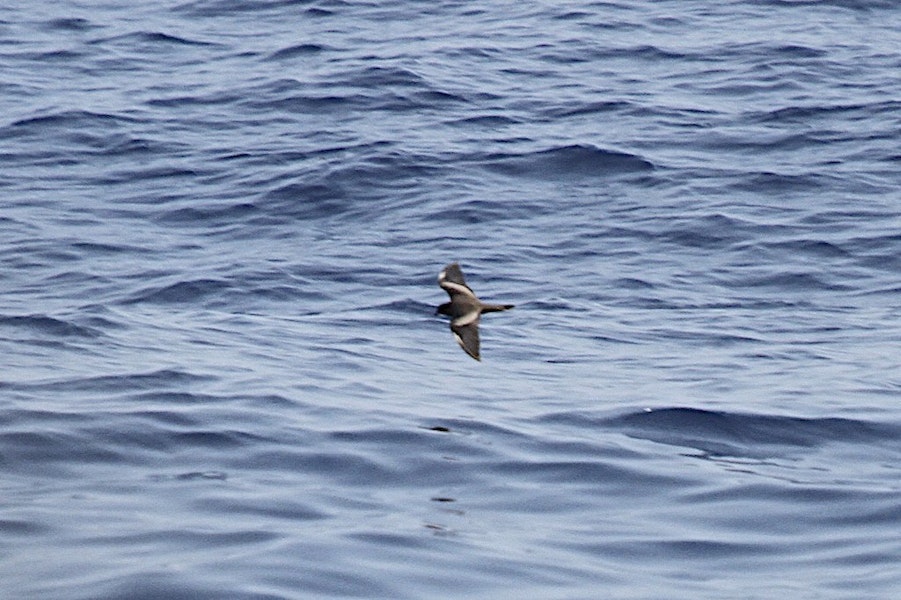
left=437, top=262, right=514, bottom=361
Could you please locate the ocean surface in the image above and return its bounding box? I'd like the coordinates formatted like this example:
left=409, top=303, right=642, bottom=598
left=2, top=1, right=900, bottom=598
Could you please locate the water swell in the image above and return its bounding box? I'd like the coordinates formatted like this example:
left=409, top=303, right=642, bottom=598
left=480, top=144, right=655, bottom=178
left=606, top=407, right=900, bottom=458
left=0, top=314, right=103, bottom=339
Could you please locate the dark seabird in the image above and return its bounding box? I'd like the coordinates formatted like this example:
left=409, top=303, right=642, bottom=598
left=437, top=262, right=514, bottom=361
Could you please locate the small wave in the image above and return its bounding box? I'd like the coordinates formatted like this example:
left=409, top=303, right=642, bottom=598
left=347, top=65, right=427, bottom=88
left=1, top=369, right=214, bottom=393
left=605, top=407, right=900, bottom=458
left=734, top=171, right=826, bottom=192
left=266, top=43, right=328, bottom=61
left=481, top=144, right=654, bottom=179
left=734, top=271, right=853, bottom=292
left=755, top=103, right=870, bottom=124
left=542, top=100, right=634, bottom=119
left=121, top=278, right=233, bottom=305
left=754, top=238, right=851, bottom=259
left=253, top=93, right=366, bottom=113
left=20, top=49, right=87, bottom=62
left=43, top=17, right=95, bottom=32
left=658, top=213, right=753, bottom=249
left=175, top=0, right=334, bottom=18
left=0, top=314, right=102, bottom=339
left=259, top=182, right=348, bottom=220
left=447, top=114, right=522, bottom=127
left=4, top=110, right=131, bottom=134
left=0, top=430, right=124, bottom=475
left=92, top=31, right=218, bottom=48
left=70, top=241, right=147, bottom=255
left=153, top=202, right=259, bottom=225
left=769, top=44, right=827, bottom=59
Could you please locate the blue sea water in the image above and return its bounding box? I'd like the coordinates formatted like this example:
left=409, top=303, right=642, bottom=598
left=2, top=0, right=900, bottom=598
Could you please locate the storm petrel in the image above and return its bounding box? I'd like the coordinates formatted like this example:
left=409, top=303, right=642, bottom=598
left=437, top=262, right=514, bottom=361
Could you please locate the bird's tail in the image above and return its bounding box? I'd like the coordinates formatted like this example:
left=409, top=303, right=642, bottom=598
left=481, top=304, right=514, bottom=313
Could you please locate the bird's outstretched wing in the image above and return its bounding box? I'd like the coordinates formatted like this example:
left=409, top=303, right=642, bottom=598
left=438, top=262, right=476, bottom=298
left=451, top=321, right=481, bottom=361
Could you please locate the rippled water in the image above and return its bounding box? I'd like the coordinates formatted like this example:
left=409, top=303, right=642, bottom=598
left=2, top=1, right=900, bottom=598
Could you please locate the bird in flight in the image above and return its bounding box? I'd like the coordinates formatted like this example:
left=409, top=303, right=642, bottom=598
left=437, top=262, right=514, bottom=361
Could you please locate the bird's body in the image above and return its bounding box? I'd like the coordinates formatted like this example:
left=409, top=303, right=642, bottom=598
left=437, top=263, right=513, bottom=361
